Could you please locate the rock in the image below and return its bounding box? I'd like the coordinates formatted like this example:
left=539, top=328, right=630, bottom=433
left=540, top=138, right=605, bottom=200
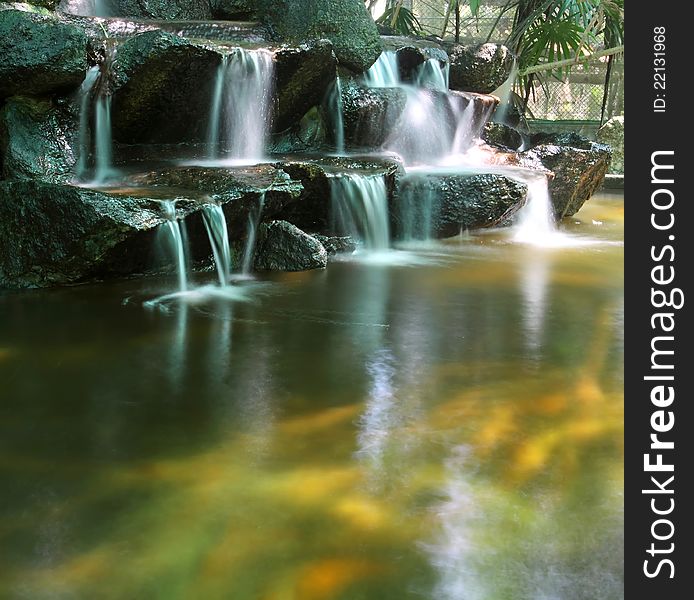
left=482, top=122, right=523, bottom=151
left=210, top=0, right=255, bottom=19
left=313, top=234, right=356, bottom=256
left=254, top=220, right=327, bottom=271
left=338, top=80, right=408, bottom=148
left=0, top=180, right=185, bottom=288
left=381, top=35, right=448, bottom=81
left=597, top=115, right=624, bottom=174
left=269, top=107, right=327, bottom=154
left=528, top=131, right=593, bottom=150
left=122, top=164, right=303, bottom=239
left=394, top=173, right=527, bottom=238
left=0, top=9, right=88, bottom=99
left=111, top=1, right=213, bottom=20
left=446, top=43, right=514, bottom=94
left=110, top=30, right=221, bottom=144
left=0, top=96, right=76, bottom=182
left=275, top=156, right=402, bottom=234
left=274, top=40, right=337, bottom=132
left=259, top=0, right=382, bottom=72
left=522, top=142, right=611, bottom=218
left=9, top=1, right=57, bottom=10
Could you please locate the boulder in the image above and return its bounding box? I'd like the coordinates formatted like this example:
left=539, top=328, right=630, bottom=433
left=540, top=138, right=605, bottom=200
left=259, top=0, right=382, bottom=72
left=394, top=173, right=527, bottom=238
left=482, top=122, right=523, bottom=151
left=521, top=142, right=611, bottom=218
left=381, top=35, right=448, bottom=81
left=254, top=221, right=327, bottom=271
left=0, top=9, right=88, bottom=99
left=446, top=43, right=514, bottom=94
left=313, top=234, right=356, bottom=256
left=0, top=180, right=186, bottom=288
left=122, top=164, right=303, bottom=238
left=338, top=80, right=408, bottom=148
left=275, top=156, right=402, bottom=234
left=269, top=107, right=327, bottom=154
left=110, top=30, right=221, bottom=144
left=0, top=96, right=77, bottom=182
left=274, top=40, right=337, bottom=132
left=597, top=115, right=624, bottom=174
left=107, top=1, right=213, bottom=20
left=210, top=0, right=255, bottom=20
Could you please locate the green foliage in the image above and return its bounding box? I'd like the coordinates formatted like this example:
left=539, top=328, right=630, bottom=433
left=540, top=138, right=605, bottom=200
left=376, top=4, right=422, bottom=36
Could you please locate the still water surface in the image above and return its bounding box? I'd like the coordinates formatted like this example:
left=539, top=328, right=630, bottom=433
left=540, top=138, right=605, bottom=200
left=0, top=194, right=624, bottom=600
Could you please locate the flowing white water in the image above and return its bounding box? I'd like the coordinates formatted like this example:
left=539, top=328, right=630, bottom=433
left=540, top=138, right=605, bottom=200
left=396, top=176, right=438, bottom=241
left=241, top=194, right=265, bottom=275
left=161, top=201, right=189, bottom=292
left=93, top=95, right=115, bottom=183
left=490, top=59, right=518, bottom=126
left=59, top=0, right=111, bottom=17
left=202, top=204, right=232, bottom=287
left=207, top=48, right=274, bottom=163
left=76, top=66, right=100, bottom=180
left=415, top=59, right=449, bottom=92
left=329, top=77, right=345, bottom=154
left=513, top=176, right=558, bottom=244
left=331, top=174, right=390, bottom=251
left=363, top=51, right=401, bottom=88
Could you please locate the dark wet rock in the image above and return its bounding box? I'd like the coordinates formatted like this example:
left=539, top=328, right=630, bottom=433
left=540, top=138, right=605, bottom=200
left=269, top=107, right=327, bottom=154
left=254, top=220, right=327, bottom=271
left=274, top=40, right=337, bottom=132
left=597, top=115, right=623, bottom=174
left=110, top=30, right=221, bottom=144
left=275, top=156, right=402, bottom=234
left=381, top=35, right=448, bottom=81
left=0, top=9, right=88, bottom=99
left=0, top=96, right=76, bottom=182
left=445, top=43, right=514, bottom=94
left=528, top=131, right=593, bottom=150
left=521, top=142, right=611, bottom=218
left=394, top=173, right=527, bottom=238
left=8, top=1, right=57, bottom=10
left=112, top=1, right=213, bottom=20
left=482, top=122, right=523, bottom=151
left=0, top=180, right=182, bottom=288
left=338, top=80, right=407, bottom=148
left=123, top=164, right=303, bottom=238
left=211, top=0, right=255, bottom=20
left=313, top=234, right=356, bottom=256
left=259, top=0, right=382, bottom=72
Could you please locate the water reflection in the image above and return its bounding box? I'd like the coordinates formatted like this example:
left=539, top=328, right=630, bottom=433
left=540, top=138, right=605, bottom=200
left=0, top=197, right=624, bottom=599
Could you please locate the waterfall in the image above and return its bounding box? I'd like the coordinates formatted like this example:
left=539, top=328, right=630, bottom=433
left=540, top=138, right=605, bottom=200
left=364, top=51, right=401, bottom=88
left=241, top=194, right=265, bottom=275
left=59, top=0, right=111, bottom=17
left=202, top=204, right=232, bottom=287
left=76, top=66, right=100, bottom=180
left=327, top=77, right=345, bottom=154
left=415, top=59, right=449, bottom=92
left=207, top=48, right=274, bottom=163
left=513, top=176, right=557, bottom=244
left=490, top=59, right=518, bottom=125
left=396, top=176, right=438, bottom=241
left=331, top=174, right=390, bottom=251
left=93, top=95, right=114, bottom=183
left=75, top=49, right=116, bottom=184
left=161, top=201, right=189, bottom=292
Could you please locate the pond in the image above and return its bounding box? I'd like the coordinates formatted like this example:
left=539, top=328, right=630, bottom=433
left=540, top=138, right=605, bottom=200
left=0, top=193, right=624, bottom=600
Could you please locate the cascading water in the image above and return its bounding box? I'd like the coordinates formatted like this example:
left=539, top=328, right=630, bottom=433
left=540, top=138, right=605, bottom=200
left=415, top=59, right=449, bottom=92
left=161, top=201, right=189, bottom=292
left=327, top=77, right=345, bottom=154
left=331, top=174, right=390, bottom=251
left=202, top=204, right=232, bottom=287
left=75, top=47, right=116, bottom=184
left=207, top=48, right=274, bottom=163
left=241, top=194, right=265, bottom=275
left=59, top=0, right=111, bottom=16
left=363, top=51, right=401, bottom=88
left=396, top=176, right=438, bottom=242
left=76, top=66, right=100, bottom=180
left=513, top=175, right=558, bottom=245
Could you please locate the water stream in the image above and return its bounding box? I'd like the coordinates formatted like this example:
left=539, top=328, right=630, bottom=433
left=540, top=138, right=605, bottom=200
left=202, top=204, right=232, bottom=287
left=207, top=48, right=274, bottom=163
left=241, top=194, right=265, bottom=275
left=161, top=200, right=189, bottom=292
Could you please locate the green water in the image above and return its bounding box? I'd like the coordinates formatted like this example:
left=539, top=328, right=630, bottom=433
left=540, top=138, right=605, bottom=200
left=0, top=194, right=624, bottom=600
